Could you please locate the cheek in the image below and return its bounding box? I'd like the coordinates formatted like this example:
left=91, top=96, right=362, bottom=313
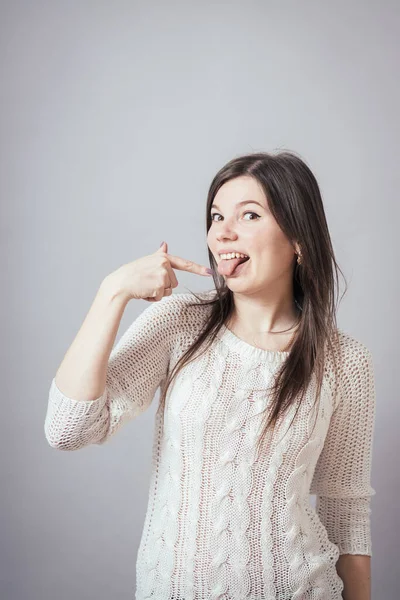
left=250, top=227, right=284, bottom=253
left=206, top=230, right=216, bottom=255
left=252, top=230, right=294, bottom=265
left=266, top=224, right=292, bottom=248
left=207, top=236, right=215, bottom=258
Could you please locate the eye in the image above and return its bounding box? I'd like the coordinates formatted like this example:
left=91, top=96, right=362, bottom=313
left=243, top=211, right=260, bottom=220
left=210, top=211, right=260, bottom=222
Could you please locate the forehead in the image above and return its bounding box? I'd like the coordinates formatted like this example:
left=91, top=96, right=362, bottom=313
left=212, top=176, right=267, bottom=209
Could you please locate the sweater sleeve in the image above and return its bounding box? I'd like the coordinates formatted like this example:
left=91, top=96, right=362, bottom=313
left=309, top=342, right=377, bottom=556
left=44, top=293, right=186, bottom=451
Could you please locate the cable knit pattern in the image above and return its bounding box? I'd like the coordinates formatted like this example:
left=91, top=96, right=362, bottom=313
left=44, top=290, right=376, bottom=600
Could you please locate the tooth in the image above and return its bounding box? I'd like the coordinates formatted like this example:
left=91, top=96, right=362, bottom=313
left=219, top=252, right=249, bottom=259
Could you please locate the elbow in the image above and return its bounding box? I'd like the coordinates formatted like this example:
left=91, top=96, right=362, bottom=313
left=44, top=380, right=111, bottom=450
left=44, top=428, right=89, bottom=451
left=44, top=420, right=109, bottom=451
left=44, top=434, right=84, bottom=451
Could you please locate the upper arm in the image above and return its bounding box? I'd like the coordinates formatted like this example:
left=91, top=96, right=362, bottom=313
left=44, top=293, right=187, bottom=450
left=310, top=339, right=377, bottom=555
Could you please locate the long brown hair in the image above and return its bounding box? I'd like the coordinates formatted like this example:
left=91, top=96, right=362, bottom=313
left=158, top=150, right=347, bottom=461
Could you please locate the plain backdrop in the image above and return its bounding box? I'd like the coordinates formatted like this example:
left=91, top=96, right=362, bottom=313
left=1, top=1, right=398, bottom=599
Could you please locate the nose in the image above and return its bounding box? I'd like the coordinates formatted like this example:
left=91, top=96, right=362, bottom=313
left=216, top=218, right=239, bottom=243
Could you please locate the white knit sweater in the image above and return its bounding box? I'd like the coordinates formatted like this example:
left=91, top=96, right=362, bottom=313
left=44, top=291, right=376, bottom=600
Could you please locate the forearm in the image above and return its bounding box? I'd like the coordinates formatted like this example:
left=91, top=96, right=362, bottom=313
left=336, top=554, right=371, bottom=600
left=55, top=275, right=129, bottom=401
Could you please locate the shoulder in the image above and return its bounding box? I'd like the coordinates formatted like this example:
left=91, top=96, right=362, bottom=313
left=113, top=291, right=215, bottom=359
left=331, top=328, right=375, bottom=405
left=139, top=289, right=215, bottom=333
left=335, top=327, right=374, bottom=368
left=146, top=289, right=215, bottom=357
left=150, top=289, right=215, bottom=316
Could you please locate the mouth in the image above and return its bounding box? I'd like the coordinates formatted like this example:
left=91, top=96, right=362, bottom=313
left=230, top=256, right=250, bottom=276
left=217, top=254, right=250, bottom=277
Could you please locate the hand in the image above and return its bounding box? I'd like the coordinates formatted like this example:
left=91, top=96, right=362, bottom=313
left=107, top=241, right=213, bottom=303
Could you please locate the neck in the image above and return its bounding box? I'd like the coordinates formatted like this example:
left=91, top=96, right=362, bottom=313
left=228, top=289, right=299, bottom=335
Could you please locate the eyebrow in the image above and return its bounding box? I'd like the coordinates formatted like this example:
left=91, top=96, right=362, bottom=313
left=211, top=199, right=265, bottom=211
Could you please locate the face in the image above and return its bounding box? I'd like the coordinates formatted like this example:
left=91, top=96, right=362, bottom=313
left=207, top=175, right=297, bottom=294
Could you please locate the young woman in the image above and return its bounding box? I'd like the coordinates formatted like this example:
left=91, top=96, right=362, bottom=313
left=45, top=150, right=376, bottom=600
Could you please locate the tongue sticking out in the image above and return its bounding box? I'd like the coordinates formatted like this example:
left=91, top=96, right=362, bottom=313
left=218, top=256, right=249, bottom=276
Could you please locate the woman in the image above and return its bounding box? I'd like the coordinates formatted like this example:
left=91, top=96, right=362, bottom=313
left=45, top=150, right=376, bottom=600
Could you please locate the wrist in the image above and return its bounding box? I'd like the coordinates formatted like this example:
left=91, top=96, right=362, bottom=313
left=100, top=273, right=131, bottom=305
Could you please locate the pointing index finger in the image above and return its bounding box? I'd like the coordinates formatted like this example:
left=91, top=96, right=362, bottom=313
left=167, top=254, right=212, bottom=276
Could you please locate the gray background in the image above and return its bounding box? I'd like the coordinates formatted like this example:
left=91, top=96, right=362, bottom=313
left=1, top=1, right=398, bottom=598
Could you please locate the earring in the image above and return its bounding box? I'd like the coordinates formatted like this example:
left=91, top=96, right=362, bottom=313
left=294, top=244, right=302, bottom=265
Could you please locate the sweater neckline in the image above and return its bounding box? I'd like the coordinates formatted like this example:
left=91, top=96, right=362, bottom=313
left=216, top=323, right=290, bottom=363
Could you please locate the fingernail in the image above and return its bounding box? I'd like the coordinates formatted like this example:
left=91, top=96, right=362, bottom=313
left=206, top=268, right=214, bottom=275
left=160, top=241, right=164, bottom=247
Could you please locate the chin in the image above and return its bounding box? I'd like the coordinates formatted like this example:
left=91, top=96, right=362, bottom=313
left=225, top=279, right=251, bottom=291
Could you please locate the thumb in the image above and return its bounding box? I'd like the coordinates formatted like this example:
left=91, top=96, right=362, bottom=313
left=156, top=241, right=168, bottom=253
